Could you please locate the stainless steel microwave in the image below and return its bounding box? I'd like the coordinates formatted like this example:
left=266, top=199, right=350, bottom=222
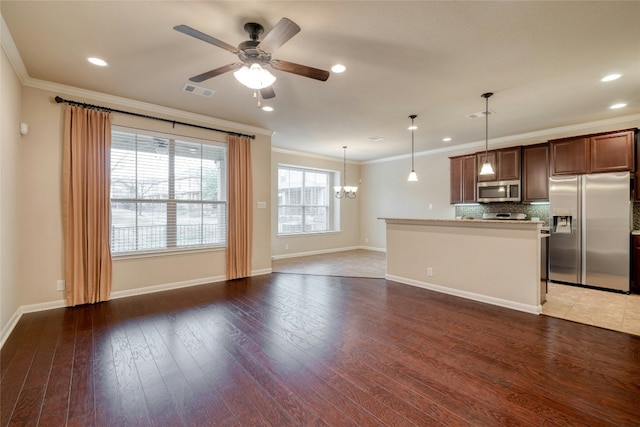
left=477, top=180, right=521, bottom=203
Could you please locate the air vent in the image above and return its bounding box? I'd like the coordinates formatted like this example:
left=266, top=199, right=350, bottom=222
left=368, top=136, right=385, bottom=142
left=466, top=110, right=495, bottom=119
left=182, top=83, right=215, bottom=97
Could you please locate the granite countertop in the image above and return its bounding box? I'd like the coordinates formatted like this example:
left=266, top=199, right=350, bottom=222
left=632, top=230, right=640, bottom=235
left=379, top=217, right=544, bottom=226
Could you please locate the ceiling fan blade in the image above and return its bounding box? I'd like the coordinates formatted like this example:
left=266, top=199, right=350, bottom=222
left=189, top=63, right=243, bottom=83
left=174, top=24, right=238, bottom=54
left=257, top=18, right=301, bottom=53
left=270, top=59, right=330, bottom=81
left=261, top=87, right=276, bottom=99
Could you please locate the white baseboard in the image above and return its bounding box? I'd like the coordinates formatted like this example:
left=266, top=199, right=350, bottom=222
left=110, top=275, right=226, bottom=300
left=386, top=274, right=541, bottom=315
left=0, top=270, right=273, bottom=350
left=271, top=245, right=385, bottom=260
left=0, top=307, right=24, bottom=349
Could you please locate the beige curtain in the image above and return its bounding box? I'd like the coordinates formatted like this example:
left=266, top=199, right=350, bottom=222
left=226, top=135, right=253, bottom=279
left=62, top=105, right=112, bottom=306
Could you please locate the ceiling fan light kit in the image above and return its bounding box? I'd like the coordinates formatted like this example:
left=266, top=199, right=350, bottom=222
left=479, top=92, right=495, bottom=176
left=233, top=63, right=276, bottom=89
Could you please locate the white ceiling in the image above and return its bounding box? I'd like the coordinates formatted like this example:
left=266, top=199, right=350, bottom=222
left=2, top=1, right=639, bottom=162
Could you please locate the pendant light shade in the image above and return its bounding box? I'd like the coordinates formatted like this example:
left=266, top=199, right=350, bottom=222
left=407, top=114, right=418, bottom=182
left=479, top=92, right=495, bottom=176
left=334, top=146, right=358, bottom=199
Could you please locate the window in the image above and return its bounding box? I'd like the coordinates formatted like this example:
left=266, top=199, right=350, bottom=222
left=110, top=127, right=227, bottom=255
left=277, top=165, right=337, bottom=235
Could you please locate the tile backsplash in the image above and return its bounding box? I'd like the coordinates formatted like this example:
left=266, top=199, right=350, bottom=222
left=456, top=201, right=640, bottom=229
left=455, top=203, right=550, bottom=225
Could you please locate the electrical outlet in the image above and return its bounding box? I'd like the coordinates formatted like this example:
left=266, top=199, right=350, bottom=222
left=56, top=280, right=65, bottom=291
left=285, top=244, right=289, bottom=250
left=427, top=267, right=433, bottom=277
left=365, top=238, right=369, bottom=243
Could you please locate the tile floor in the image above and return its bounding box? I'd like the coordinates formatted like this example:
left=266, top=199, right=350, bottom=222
left=542, top=282, right=640, bottom=336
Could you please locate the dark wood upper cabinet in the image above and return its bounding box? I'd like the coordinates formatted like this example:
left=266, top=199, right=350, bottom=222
left=522, top=144, right=549, bottom=202
left=477, top=147, right=520, bottom=182
left=450, top=155, right=477, bottom=204
left=497, top=147, right=521, bottom=180
left=590, top=130, right=634, bottom=173
left=550, top=137, right=589, bottom=175
left=550, top=129, right=636, bottom=176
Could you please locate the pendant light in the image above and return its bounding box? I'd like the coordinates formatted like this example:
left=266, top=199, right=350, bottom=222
left=479, top=92, right=495, bottom=176
left=407, top=114, right=418, bottom=182
left=334, top=146, right=358, bottom=199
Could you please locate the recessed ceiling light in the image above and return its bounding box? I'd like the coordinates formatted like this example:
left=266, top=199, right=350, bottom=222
left=443, top=137, right=452, bottom=142
left=262, top=106, right=274, bottom=112
left=331, top=64, right=346, bottom=73
left=87, top=57, right=108, bottom=67
left=601, top=73, right=622, bottom=82
left=610, top=103, right=627, bottom=109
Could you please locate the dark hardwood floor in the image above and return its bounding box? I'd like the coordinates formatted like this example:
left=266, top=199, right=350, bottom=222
left=2, top=273, right=639, bottom=426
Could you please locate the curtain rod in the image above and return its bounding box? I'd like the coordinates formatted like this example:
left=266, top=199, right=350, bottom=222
left=54, top=96, right=256, bottom=140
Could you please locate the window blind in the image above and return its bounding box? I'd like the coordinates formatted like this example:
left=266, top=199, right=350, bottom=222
left=110, top=127, right=227, bottom=255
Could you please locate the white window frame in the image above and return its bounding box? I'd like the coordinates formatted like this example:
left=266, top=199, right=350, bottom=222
left=277, top=164, right=339, bottom=236
left=110, top=126, right=227, bottom=256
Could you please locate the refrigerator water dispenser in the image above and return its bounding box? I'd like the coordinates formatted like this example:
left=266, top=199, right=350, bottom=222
left=553, top=216, right=572, bottom=234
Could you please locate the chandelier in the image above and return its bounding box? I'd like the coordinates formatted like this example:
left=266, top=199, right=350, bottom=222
left=334, top=146, right=358, bottom=199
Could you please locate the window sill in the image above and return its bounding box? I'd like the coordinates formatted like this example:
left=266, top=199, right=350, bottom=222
left=112, top=245, right=225, bottom=261
left=277, top=230, right=341, bottom=238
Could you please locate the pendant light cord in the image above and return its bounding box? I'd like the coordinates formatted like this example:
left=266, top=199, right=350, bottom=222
left=343, top=146, right=347, bottom=186
left=482, top=92, right=493, bottom=160
left=409, top=114, right=417, bottom=170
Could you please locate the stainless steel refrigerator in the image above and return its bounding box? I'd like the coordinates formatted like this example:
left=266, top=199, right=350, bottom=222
left=549, top=172, right=631, bottom=292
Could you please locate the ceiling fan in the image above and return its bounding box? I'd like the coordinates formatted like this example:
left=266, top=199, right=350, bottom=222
left=174, top=18, right=330, bottom=100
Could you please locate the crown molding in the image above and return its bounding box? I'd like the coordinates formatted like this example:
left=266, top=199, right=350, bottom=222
left=27, top=78, right=274, bottom=137
left=272, top=146, right=361, bottom=164
left=1, top=14, right=28, bottom=84
left=364, top=112, right=640, bottom=165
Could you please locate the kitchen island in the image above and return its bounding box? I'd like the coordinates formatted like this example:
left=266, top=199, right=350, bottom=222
left=380, top=218, right=545, bottom=314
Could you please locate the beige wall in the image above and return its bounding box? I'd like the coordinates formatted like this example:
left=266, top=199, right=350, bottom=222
left=271, top=149, right=360, bottom=257
left=16, top=86, right=271, bottom=308
left=0, top=47, right=22, bottom=335
left=360, top=152, right=456, bottom=250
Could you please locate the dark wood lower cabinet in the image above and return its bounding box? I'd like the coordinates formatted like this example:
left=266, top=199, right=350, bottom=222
left=633, top=235, right=640, bottom=293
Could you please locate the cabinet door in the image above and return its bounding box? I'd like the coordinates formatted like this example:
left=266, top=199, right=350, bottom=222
left=550, top=138, right=589, bottom=175
left=522, top=144, right=549, bottom=202
left=590, top=130, right=634, bottom=173
left=462, top=155, right=477, bottom=202
left=450, top=157, right=463, bottom=204
left=476, top=151, right=497, bottom=182
left=498, top=147, right=521, bottom=180
left=633, top=235, right=640, bottom=294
